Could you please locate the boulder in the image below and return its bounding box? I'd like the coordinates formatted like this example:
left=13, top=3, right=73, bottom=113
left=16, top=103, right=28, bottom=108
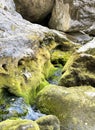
left=36, top=85, right=95, bottom=130
left=36, top=115, right=60, bottom=130
left=0, top=115, right=60, bottom=130
left=0, top=119, right=40, bottom=130
left=14, top=0, right=54, bottom=23
left=49, top=0, right=95, bottom=35
left=59, top=53, right=95, bottom=87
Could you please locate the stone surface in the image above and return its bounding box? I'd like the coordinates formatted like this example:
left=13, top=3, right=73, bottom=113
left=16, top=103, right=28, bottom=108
left=0, top=115, right=60, bottom=130
left=0, top=119, right=40, bottom=130
left=14, top=0, right=54, bottom=23
left=49, top=0, right=95, bottom=35
left=36, top=85, right=95, bottom=130
left=36, top=115, right=60, bottom=130
left=0, top=0, right=71, bottom=105
left=59, top=53, right=95, bottom=87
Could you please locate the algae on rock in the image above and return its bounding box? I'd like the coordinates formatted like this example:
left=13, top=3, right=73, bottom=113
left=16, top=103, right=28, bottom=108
left=0, top=119, right=40, bottom=130
left=36, top=85, right=95, bottom=130
left=0, top=115, right=60, bottom=130
left=59, top=53, right=95, bottom=87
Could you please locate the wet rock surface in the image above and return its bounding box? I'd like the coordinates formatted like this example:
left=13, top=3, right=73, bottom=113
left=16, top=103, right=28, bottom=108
left=0, top=96, right=45, bottom=121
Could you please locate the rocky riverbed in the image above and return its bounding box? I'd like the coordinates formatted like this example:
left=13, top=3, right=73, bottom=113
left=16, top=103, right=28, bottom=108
left=0, top=0, right=95, bottom=130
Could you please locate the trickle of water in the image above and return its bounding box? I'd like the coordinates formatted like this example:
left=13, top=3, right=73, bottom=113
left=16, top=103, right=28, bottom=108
left=47, top=67, right=62, bottom=85
left=7, top=97, right=45, bottom=120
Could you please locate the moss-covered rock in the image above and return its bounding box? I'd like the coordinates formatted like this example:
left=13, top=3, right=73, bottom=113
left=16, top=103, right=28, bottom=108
left=36, top=85, right=95, bottom=130
left=0, top=119, right=40, bottom=130
left=59, top=53, right=95, bottom=87
left=36, top=115, right=60, bottom=130
left=0, top=115, right=60, bottom=130
left=0, top=44, right=57, bottom=106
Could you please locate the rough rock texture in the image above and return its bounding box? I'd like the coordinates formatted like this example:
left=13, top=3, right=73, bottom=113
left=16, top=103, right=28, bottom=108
left=0, top=0, right=72, bottom=105
left=14, top=0, right=54, bottom=23
left=36, top=85, right=95, bottom=130
left=36, top=115, right=60, bottom=130
left=59, top=52, right=95, bottom=87
left=1, top=0, right=95, bottom=130
left=49, top=0, right=95, bottom=35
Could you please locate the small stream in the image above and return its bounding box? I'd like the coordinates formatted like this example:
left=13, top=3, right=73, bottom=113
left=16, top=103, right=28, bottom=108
left=0, top=67, right=62, bottom=122
left=0, top=96, right=45, bottom=121
left=47, top=67, right=62, bottom=85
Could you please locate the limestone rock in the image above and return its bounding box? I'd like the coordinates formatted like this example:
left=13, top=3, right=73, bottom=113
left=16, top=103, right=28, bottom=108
left=14, top=0, right=54, bottom=23
left=49, top=0, right=95, bottom=35
left=36, top=85, right=95, bottom=130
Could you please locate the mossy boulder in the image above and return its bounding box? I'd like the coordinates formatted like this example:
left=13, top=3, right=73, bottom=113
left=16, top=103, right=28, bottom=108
left=0, top=115, right=60, bottom=130
left=59, top=53, right=95, bottom=87
left=0, top=119, right=40, bottom=130
left=36, top=115, right=60, bottom=130
left=36, top=85, right=95, bottom=130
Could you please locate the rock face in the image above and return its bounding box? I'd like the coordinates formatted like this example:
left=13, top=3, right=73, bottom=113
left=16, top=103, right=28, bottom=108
left=14, top=0, right=54, bottom=22
left=49, top=0, right=95, bottom=35
left=36, top=85, right=95, bottom=130
left=59, top=53, right=95, bottom=87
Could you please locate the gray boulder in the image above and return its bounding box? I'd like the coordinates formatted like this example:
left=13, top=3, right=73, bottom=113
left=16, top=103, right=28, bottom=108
left=49, top=0, right=95, bottom=35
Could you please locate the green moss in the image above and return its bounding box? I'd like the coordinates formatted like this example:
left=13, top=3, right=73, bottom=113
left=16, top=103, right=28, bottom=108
left=0, top=45, right=57, bottom=105
left=36, top=85, right=95, bottom=129
left=51, top=50, right=71, bottom=66
left=0, top=119, right=40, bottom=130
left=86, top=48, right=95, bottom=55
left=59, top=53, right=95, bottom=87
left=36, top=115, right=60, bottom=130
